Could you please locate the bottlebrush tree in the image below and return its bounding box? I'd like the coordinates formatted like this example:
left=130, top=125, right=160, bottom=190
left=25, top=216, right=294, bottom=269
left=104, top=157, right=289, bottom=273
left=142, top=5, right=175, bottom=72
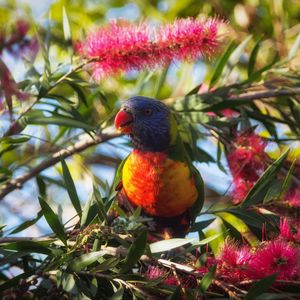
left=0, top=1, right=300, bottom=299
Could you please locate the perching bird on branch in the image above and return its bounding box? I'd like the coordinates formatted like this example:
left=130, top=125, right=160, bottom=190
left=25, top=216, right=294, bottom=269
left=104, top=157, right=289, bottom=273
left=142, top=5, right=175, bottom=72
left=113, top=96, right=204, bottom=239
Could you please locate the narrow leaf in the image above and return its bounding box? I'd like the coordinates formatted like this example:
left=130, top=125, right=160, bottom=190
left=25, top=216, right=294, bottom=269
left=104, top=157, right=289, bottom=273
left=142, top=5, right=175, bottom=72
left=39, top=196, right=67, bottom=246
left=245, top=274, right=277, bottom=300
left=248, top=37, right=262, bottom=78
left=26, top=116, right=95, bottom=131
left=241, top=149, right=289, bottom=208
left=121, top=231, right=147, bottom=272
left=209, top=42, right=236, bottom=88
left=61, top=158, right=82, bottom=217
left=70, top=251, right=104, bottom=272
left=288, top=31, right=300, bottom=60
left=62, top=6, right=71, bottom=41
left=199, top=265, right=216, bottom=293
left=10, top=210, right=43, bottom=234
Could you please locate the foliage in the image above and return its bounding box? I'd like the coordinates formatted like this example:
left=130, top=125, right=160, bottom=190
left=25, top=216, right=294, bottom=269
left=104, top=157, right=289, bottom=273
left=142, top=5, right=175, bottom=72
left=0, top=0, right=300, bottom=299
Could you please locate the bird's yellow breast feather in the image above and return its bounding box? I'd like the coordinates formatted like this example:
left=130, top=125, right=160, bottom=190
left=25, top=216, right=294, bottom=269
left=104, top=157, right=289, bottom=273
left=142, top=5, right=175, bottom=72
left=122, top=150, right=198, bottom=217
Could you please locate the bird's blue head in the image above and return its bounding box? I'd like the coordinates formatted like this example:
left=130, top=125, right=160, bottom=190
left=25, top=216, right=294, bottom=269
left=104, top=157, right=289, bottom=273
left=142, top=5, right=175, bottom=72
left=114, top=96, right=175, bottom=152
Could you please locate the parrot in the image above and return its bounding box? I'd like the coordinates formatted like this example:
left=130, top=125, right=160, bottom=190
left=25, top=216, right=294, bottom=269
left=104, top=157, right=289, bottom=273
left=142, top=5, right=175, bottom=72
left=113, top=96, right=204, bottom=239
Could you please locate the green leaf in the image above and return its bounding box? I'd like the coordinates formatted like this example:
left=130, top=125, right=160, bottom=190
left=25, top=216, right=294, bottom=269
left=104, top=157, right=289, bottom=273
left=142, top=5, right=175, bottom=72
left=241, top=149, right=289, bottom=208
left=150, top=238, right=197, bottom=253
left=229, top=35, right=252, bottom=66
left=150, top=234, right=222, bottom=253
left=93, top=184, right=107, bottom=223
left=81, top=195, right=98, bottom=227
left=70, top=251, right=104, bottom=272
left=10, top=210, right=43, bottom=234
left=26, top=116, right=95, bottom=131
left=1, top=241, right=53, bottom=255
left=199, top=265, right=216, bottom=293
left=217, top=212, right=259, bottom=246
left=62, top=6, right=71, bottom=41
left=39, top=196, right=67, bottom=246
left=36, top=175, right=47, bottom=197
left=248, top=37, right=262, bottom=78
left=279, top=158, right=296, bottom=198
left=209, top=41, right=236, bottom=88
left=121, top=231, right=147, bottom=272
left=109, top=285, right=124, bottom=300
left=190, top=219, right=215, bottom=232
left=61, top=158, right=82, bottom=217
left=0, top=136, right=31, bottom=144
left=245, top=274, right=277, bottom=300
left=167, top=286, right=181, bottom=300
left=288, top=31, right=300, bottom=60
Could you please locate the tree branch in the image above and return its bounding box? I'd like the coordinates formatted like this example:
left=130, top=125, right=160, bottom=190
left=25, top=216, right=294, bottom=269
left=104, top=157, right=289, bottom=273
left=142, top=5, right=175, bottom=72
left=228, top=87, right=300, bottom=101
left=0, top=132, right=121, bottom=200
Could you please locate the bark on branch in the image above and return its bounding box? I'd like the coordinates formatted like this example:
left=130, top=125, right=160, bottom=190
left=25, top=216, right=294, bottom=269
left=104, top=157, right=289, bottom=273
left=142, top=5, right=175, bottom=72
left=0, top=132, right=121, bottom=200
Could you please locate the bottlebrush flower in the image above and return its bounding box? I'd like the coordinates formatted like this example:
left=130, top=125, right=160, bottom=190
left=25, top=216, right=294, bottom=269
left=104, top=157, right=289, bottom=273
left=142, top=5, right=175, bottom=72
left=216, top=240, right=253, bottom=281
left=0, top=20, right=38, bottom=60
left=228, top=132, right=267, bottom=181
left=232, top=178, right=255, bottom=204
left=284, top=186, right=300, bottom=208
left=79, top=18, right=225, bottom=79
left=279, top=218, right=300, bottom=243
left=249, top=240, right=300, bottom=280
left=145, top=265, right=197, bottom=288
left=228, top=132, right=267, bottom=204
left=0, top=61, right=29, bottom=102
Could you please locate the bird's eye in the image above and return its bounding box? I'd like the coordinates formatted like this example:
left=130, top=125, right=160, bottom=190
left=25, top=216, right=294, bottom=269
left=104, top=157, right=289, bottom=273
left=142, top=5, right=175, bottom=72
left=143, top=108, right=153, bottom=116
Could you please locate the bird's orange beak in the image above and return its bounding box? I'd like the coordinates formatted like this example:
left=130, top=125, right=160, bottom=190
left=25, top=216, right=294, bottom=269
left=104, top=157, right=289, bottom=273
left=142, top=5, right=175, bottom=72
left=114, top=109, right=134, bottom=134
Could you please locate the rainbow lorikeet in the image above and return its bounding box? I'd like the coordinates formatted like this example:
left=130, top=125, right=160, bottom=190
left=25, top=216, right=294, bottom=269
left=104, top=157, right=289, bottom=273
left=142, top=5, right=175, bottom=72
left=114, top=96, right=204, bottom=239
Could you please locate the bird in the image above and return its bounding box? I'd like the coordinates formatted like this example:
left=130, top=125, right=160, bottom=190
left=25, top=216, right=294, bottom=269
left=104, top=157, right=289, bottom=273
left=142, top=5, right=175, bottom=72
left=113, top=96, right=204, bottom=239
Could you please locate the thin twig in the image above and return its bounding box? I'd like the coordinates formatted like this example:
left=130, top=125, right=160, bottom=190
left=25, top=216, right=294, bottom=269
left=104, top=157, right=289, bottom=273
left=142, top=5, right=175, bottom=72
left=0, top=132, right=121, bottom=200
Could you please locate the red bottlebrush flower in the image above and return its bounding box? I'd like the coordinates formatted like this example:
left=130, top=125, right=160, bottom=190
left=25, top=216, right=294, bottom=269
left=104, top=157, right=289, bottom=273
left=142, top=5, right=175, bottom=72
left=16, top=20, right=30, bottom=38
left=228, top=132, right=267, bottom=204
left=0, top=61, right=29, bottom=103
left=284, top=186, right=300, bottom=208
left=249, top=240, right=300, bottom=280
left=79, top=18, right=225, bottom=79
left=216, top=240, right=253, bottom=281
left=232, top=177, right=255, bottom=204
left=145, top=265, right=197, bottom=288
left=279, top=218, right=300, bottom=243
left=0, top=20, right=39, bottom=60
left=156, top=18, right=222, bottom=62
left=228, top=132, right=267, bottom=181
left=145, top=266, right=178, bottom=286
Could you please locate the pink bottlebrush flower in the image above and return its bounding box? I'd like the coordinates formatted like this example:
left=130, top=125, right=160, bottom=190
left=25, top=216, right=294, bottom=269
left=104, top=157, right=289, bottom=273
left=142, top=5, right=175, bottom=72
left=216, top=240, right=253, bottom=281
left=249, top=240, right=300, bottom=280
left=232, top=177, right=255, bottom=204
left=145, top=265, right=178, bottom=286
left=16, top=20, right=30, bottom=38
left=284, top=186, right=300, bottom=208
left=156, top=18, right=222, bottom=63
left=228, top=132, right=267, bottom=204
left=1, top=20, right=38, bottom=60
left=279, top=218, right=300, bottom=243
left=280, top=218, right=295, bottom=241
left=79, top=18, right=225, bottom=79
left=0, top=61, right=29, bottom=102
left=145, top=265, right=197, bottom=288
left=228, top=132, right=267, bottom=181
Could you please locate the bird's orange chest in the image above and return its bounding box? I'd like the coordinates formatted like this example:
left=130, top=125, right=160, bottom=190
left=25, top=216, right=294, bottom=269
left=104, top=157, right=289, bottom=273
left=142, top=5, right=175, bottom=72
left=122, top=150, right=198, bottom=217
